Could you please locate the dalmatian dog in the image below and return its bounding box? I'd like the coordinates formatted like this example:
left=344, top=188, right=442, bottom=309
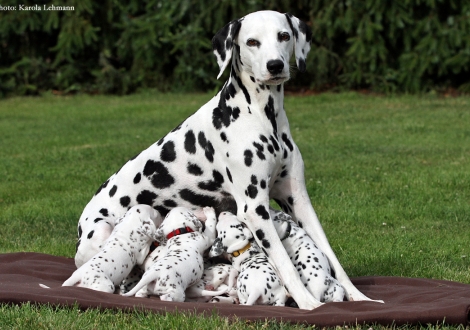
left=271, top=208, right=345, bottom=302
left=209, top=211, right=288, bottom=306
left=75, top=10, right=379, bottom=309
left=123, top=206, right=221, bottom=301
left=63, top=205, right=162, bottom=293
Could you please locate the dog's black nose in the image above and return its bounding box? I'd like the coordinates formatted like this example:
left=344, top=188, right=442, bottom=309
left=267, top=60, right=284, bottom=75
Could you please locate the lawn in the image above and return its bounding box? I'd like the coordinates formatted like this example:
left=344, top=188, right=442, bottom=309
left=0, top=91, right=469, bottom=329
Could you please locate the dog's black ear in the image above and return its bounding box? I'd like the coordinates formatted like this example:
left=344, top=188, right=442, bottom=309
left=284, top=13, right=312, bottom=72
left=212, top=19, right=242, bottom=79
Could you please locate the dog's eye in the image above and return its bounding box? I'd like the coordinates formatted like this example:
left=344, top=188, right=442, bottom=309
left=279, top=32, right=290, bottom=42
left=246, top=39, right=260, bottom=47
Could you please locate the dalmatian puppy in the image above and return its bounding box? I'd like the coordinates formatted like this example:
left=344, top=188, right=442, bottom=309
left=63, top=205, right=162, bottom=293
left=209, top=211, right=288, bottom=306
left=123, top=206, right=222, bottom=301
left=185, top=262, right=238, bottom=302
left=271, top=209, right=345, bottom=302
left=118, top=241, right=165, bottom=294
left=75, top=10, right=379, bottom=309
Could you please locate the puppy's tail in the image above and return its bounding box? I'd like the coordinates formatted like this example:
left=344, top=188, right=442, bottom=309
left=122, top=269, right=160, bottom=297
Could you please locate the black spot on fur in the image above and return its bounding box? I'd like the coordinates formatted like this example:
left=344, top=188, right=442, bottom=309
left=226, top=167, right=233, bottom=183
left=246, top=184, right=258, bottom=199
left=109, top=185, right=117, bottom=197
left=270, top=135, right=280, bottom=151
left=255, top=205, right=270, bottom=220
left=244, top=150, right=253, bottom=167
left=179, top=189, right=218, bottom=207
left=253, top=142, right=265, bottom=160
left=187, top=163, right=203, bottom=176
left=133, top=173, right=141, bottom=184
left=161, top=141, right=176, bottom=162
left=198, top=131, right=207, bottom=149
left=262, top=239, right=271, bottom=249
left=87, top=230, right=94, bottom=239
left=184, top=130, right=197, bottom=154
left=143, top=160, right=175, bottom=189
left=260, top=180, right=267, bottom=189
left=93, top=218, right=103, bottom=223
left=287, top=196, right=294, bottom=205
left=255, top=229, right=265, bottom=240
left=136, top=190, right=158, bottom=205
left=251, top=175, right=258, bottom=185
left=264, top=96, right=277, bottom=134
left=220, top=132, right=228, bottom=142
left=120, top=196, right=131, bottom=208
left=99, top=208, right=109, bottom=217
left=163, top=199, right=177, bottom=207
left=205, top=141, right=215, bottom=162
left=282, top=133, right=294, bottom=151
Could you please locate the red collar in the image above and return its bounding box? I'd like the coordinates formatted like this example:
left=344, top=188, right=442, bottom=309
left=166, top=226, right=194, bottom=239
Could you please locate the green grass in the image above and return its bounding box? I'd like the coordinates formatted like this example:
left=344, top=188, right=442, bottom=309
left=1, top=91, right=469, bottom=329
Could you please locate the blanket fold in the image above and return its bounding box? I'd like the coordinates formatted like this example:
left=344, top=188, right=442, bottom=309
left=0, top=252, right=469, bottom=327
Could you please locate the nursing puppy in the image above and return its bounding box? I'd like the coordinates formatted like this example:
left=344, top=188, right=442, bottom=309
left=63, top=205, right=162, bottom=293
left=209, top=211, right=288, bottom=306
left=271, top=209, right=345, bottom=302
left=123, top=207, right=218, bottom=301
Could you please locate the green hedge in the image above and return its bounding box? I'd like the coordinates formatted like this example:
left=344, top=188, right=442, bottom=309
left=0, top=0, right=469, bottom=96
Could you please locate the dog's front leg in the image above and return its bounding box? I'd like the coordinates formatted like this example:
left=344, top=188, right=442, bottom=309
left=240, top=202, right=323, bottom=310
left=273, top=149, right=383, bottom=303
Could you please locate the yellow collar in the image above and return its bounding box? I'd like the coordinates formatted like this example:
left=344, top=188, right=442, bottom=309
left=231, top=243, right=251, bottom=257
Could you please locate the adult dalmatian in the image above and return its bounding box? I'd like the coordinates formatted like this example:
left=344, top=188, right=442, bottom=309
left=75, top=10, right=380, bottom=309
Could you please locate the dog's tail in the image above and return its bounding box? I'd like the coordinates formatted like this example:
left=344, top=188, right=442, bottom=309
left=122, top=268, right=160, bottom=297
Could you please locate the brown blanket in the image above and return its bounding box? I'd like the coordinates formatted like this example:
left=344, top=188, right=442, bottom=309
left=1, top=252, right=469, bottom=327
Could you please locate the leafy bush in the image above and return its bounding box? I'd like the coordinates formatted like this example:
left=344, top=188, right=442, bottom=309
left=0, top=0, right=469, bottom=96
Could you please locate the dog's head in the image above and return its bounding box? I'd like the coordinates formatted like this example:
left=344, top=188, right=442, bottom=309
left=154, top=206, right=204, bottom=244
left=115, top=205, right=163, bottom=238
left=208, top=211, right=252, bottom=257
left=212, top=10, right=312, bottom=84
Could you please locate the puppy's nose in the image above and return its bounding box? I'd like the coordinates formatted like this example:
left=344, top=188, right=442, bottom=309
left=267, top=59, right=284, bottom=74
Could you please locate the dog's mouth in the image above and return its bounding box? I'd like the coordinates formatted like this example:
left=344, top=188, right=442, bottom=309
left=264, top=76, right=289, bottom=85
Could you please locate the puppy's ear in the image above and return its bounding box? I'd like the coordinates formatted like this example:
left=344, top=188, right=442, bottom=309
left=284, top=13, right=312, bottom=72
left=212, top=18, right=242, bottom=79
left=209, top=237, right=225, bottom=257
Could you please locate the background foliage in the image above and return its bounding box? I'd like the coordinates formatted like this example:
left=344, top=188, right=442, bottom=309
left=1, top=0, right=469, bottom=96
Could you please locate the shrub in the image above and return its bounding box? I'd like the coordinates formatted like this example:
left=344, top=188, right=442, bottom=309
left=0, top=0, right=468, bottom=96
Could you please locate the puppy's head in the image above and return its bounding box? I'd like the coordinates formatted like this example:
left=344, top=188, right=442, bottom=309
left=270, top=208, right=293, bottom=238
left=115, top=205, right=163, bottom=239
left=154, top=207, right=203, bottom=244
left=209, top=212, right=252, bottom=257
